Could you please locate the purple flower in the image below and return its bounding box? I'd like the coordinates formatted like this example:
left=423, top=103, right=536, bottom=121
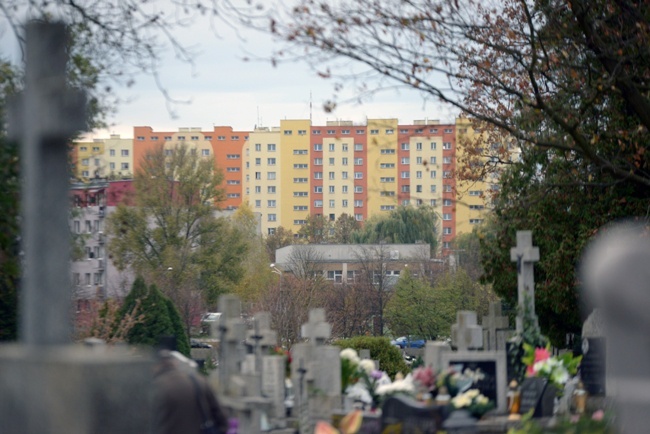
left=371, top=370, right=383, bottom=380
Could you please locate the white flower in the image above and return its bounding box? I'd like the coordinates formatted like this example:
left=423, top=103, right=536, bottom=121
left=375, top=377, right=415, bottom=396
left=476, top=395, right=489, bottom=405
left=359, top=359, right=375, bottom=375
left=465, top=389, right=480, bottom=399
left=340, top=348, right=360, bottom=364
left=451, top=394, right=472, bottom=408
left=345, top=382, right=372, bottom=404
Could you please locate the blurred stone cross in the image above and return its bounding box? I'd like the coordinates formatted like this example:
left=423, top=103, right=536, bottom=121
left=510, top=231, right=540, bottom=333
left=8, top=21, right=86, bottom=345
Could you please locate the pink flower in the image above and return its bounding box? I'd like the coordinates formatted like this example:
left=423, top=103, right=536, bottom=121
left=534, top=347, right=551, bottom=363
left=592, top=410, right=605, bottom=421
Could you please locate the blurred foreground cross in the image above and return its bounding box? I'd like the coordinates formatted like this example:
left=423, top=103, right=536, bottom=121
left=8, top=21, right=86, bottom=345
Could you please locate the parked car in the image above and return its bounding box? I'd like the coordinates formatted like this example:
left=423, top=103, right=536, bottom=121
left=190, top=338, right=212, bottom=349
left=200, top=312, right=222, bottom=335
left=391, top=336, right=426, bottom=349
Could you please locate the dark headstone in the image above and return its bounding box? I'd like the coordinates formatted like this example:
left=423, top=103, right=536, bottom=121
left=581, top=337, right=606, bottom=396
left=519, top=377, right=555, bottom=417
left=448, top=359, right=498, bottom=404
left=381, top=395, right=446, bottom=434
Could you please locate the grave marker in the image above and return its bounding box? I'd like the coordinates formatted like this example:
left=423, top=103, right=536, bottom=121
left=0, top=22, right=152, bottom=434
left=510, top=231, right=540, bottom=334
left=451, top=311, right=483, bottom=351
left=482, top=302, right=511, bottom=351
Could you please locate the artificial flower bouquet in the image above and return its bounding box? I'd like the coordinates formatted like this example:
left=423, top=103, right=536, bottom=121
left=522, top=343, right=582, bottom=393
left=451, top=388, right=495, bottom=418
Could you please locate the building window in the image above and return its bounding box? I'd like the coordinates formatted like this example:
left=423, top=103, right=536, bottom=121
left=342, top=144, right=348, bottom=151
left=381, top=205, right=396, bottom=211
left=342, top=157, right=348, bottom=165
left=227, top=154, right=240, bottom=159
left=294, top=164, right=308, bottom=169
left=109, top=162, right=115, bottom=170
left=202, top=149, right=210, bottom=156
left=329, top=172, right=335, bottom=180
left=255, top=172, right=261, bottom=180
left=380, top=163, right=395, bottom=169
left=386, top=129, right=394, bottom=134
left=298, top=130, right=307, bottom=135
left=342, top=185, right=348, bottom=193
left=416, top=171, right=422, bottom=179
left=354, top=158, right=363, bottom=165
left=255, top=200, right=261, bottom=207
left=354, top=172, right=363, bottom=179
left=416, top=142, right=423, bottom=150
left=354, top=143, right=363, bottom=151
left=380, top=177, right=395, bottom=183
left=329, top=186, right=335, bottom=193
left=355, top=214, right=363, bottom=221
left=354, top=186, right=363, bottom=193
left=314, top=172, right=323, bottom=179
left=416, top=157, right=423, bottom=165
left=354, top=200, right=363, bottom=207
left=136, top=136, right=144, bottom=141
left=177, top=136, right=185, bottom=140
left=268, top=172, right=277, bottom=180
left=314, top=186, right=323, bottom=193
left=268, top=200, right=276, bottom=207
left=80, top=146, right=87, bottom=151
left=370, top=129, right=379, bottom=135
left=314, top=200, right=323, bottom=208
left=268, top=214, right=277, bottom=222
left=444, top=199, right=452, bottom=206
left=267, top=144, right=276, bottom=151
left=294, top=191, right=308, bottom=197
left=329, top=199, right=335, bottom=207
left=470, top=219, right=484, bottom=224
left=294, top=149, right=308, bottom=155
left=267, top=158, right=276, bottom=165
left=314, top=144, right=323, bottom=151
left=430, top=156, right=437, bottom=164
left=255, top=143, right=261, bottom=151
left=226, top=167, right=240, bottom=172
left=443, top=142, right=452, bottom=150
left=204, top=136, right=212, bottom=140
left=283, top=130, right=293, bottom=135
left=443, top=227, right=452, bottom=235
left=329, top=157, right=335, bottom=165
left=81, top=158, right=89, bottom=166
left=401, top=157, right=410, bottom=165
left=294, top=205, right=308, bottom=211
left=416, top=185, right=423, bottom=193
left=294, top=219, right=307, bottom=225
left=268, top=186, right=276, bottom=194
left=443, top=156, right=452, bottom=164
left=469, top=204, right=485, bottom=210
left=355, top=129, right=365, bottom=134
left=255, top=186, right=261, bottom=193
left=430, top=185, right=437, bottom=193
left=227, top=193, right=240, bottom=198
left=313, top=129, right=321, bottom=135
left=430, top=199, right=437, bottom=206
left=109, top=149, right=115, bottom=156
left=469, top=190, right=482, bottom=196
left=314, top=158, right=323, bottom=165
left=342, top=172, right=348, bottom=179
left=431, top=142, right=437, bottom=150
left=327, top=129, right=336, bottom=135
left=227, top=180, right=240, bottom=185
left=400, top=128, right=409, bottom=134
left=380, top=191, right=395, bottom=197
left=121, top=163, right=129, bottom=170
left=342, top=200, right=348, bottom=207
left=381, top=149, right=396, bottom=154
left=401, top=185, right=410, bottom=193
left=443, top=213, right=452, bottom=220
left=443, top=171, right=451, bottom=178
left=218, top=136, right=226, bottom=140
left=430, top=171, right=437, bottom=179
left=268, top=228, right=276, bottom=235
left=401, top=172, right=410, bottom=179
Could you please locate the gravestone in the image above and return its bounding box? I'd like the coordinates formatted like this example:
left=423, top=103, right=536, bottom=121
left=519, top=377, right=555, bottom=417
left=381, top=394, right=445, bottom=434
left=262, top=355, right=286, bottom=423
left=510, top=231, right=540, bottom=334
left=301, top=308, right=332, bottom=345
left=482, top=302, right=511, bottom=351
left=581, top=224, right=650, bottom=434
left=451, top=311, right=483, bottom=351
left=441, top=351, right=508, bottom=413
left=247, top=311, right=278, bottom=372
left=216, top=294, right=247, bottom=395
left=424, top=341, right=451, bottom=372
left=0, top=22, right=152, bottom=434
left=581, top=309, right=606, bottom=396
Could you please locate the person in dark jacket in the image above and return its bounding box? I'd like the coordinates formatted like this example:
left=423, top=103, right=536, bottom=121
left=153, top=350, right=228, bottom=434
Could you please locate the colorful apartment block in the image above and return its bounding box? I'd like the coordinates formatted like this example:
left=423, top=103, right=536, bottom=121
left=72, top=117, right=494, bottom=253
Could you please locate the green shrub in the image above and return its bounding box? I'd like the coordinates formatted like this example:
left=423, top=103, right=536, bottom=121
left=334, top=336, right=409, bottom=379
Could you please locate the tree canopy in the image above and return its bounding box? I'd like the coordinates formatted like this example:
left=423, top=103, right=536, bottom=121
left=352, top=205, right=439, bottom=253
left=106, top=144, right=248, bottom=329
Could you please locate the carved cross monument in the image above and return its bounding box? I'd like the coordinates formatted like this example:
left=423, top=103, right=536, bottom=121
left=7, top=22, right=86, bottom=345
left=510, top=231, right=540, bottom=333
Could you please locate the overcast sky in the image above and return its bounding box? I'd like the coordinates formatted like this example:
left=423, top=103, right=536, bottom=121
left=1, top=5, right=458, bottom=139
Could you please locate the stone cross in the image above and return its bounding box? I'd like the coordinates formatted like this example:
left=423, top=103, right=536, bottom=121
left=247, top=311, right=278, bottom=372
left=481, top=302, right=510, bottom=351
left=451, top=311, right=483, bottom=351
left=510, top=231, right=540, bottom=333
left=7, top=21, right=86, bottom=345
left=218, top=294, right=247, bottom=395
left=301, top=308, right=331, bottom=345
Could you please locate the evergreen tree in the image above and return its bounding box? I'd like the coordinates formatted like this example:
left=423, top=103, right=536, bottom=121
left=118, top=277, right=190, bottom=356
